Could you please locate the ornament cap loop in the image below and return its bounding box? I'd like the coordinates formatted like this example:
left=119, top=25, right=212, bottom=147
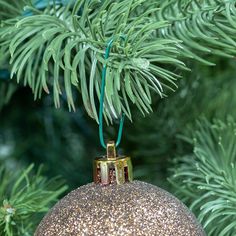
left=93, top=141, right=133, bottom=185
left=107, top=141, right=116, bottom=160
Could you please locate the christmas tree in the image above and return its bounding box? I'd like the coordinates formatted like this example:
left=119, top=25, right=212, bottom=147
left=1, top=0, right=236, bottom=235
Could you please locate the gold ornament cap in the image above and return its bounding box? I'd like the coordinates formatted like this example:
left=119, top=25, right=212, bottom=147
left=93, top=141, right=133, bottom=185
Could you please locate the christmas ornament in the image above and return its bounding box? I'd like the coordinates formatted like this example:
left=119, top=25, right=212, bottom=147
left=35, top=37, right=204, bottom=236
left=35, top=141, right=205, bottom=236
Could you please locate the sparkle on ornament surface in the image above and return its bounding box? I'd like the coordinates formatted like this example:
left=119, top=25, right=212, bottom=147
left=35, top=181, right=205, bottom=236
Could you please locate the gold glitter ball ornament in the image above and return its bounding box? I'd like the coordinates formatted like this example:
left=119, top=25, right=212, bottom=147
left=35, top=142, right=204, bottom=236
left=35, top=181, right=204, bottom=236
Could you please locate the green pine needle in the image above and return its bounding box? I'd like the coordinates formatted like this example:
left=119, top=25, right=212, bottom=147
left=169, top=118, right=236, bottom=236
left=0, top=164, right=67, bottom=236
left=156, top=0, right=236, bottom=65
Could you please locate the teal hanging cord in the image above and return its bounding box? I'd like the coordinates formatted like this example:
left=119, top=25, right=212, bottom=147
left=99, top=36, right=125, bottom=149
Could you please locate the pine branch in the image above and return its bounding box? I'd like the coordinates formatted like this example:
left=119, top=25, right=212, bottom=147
left=156, top=0, right=236, bottom=65
left=1, top=0, right=236, bottom=122
left=169, top=118, right=236, bottom=236
left=0, top=0, right=185, bottom=122
left=0, top=164, right=67, bottom=236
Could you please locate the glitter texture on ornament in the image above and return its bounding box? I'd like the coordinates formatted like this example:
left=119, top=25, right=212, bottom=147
left=35, top=181, right=205, bottom=236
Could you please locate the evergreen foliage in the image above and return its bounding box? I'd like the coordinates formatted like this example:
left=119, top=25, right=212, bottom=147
left=169, top=118, right=236, bottom=236
left=155, top=0, right=236, bottom=65
left=0, top=164, right=67, bottom=236
left=0, top=0, right=184, bottom=121
left=2, top=0, right=236, bottom=122
left=0, top=0, right=236, bottom=121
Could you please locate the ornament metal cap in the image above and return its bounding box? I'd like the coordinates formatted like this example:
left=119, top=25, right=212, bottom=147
left=93, top=141, right=133, bottom=185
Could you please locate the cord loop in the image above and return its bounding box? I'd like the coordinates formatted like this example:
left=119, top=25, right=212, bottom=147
left=99, top=36, right=125, bottom=149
